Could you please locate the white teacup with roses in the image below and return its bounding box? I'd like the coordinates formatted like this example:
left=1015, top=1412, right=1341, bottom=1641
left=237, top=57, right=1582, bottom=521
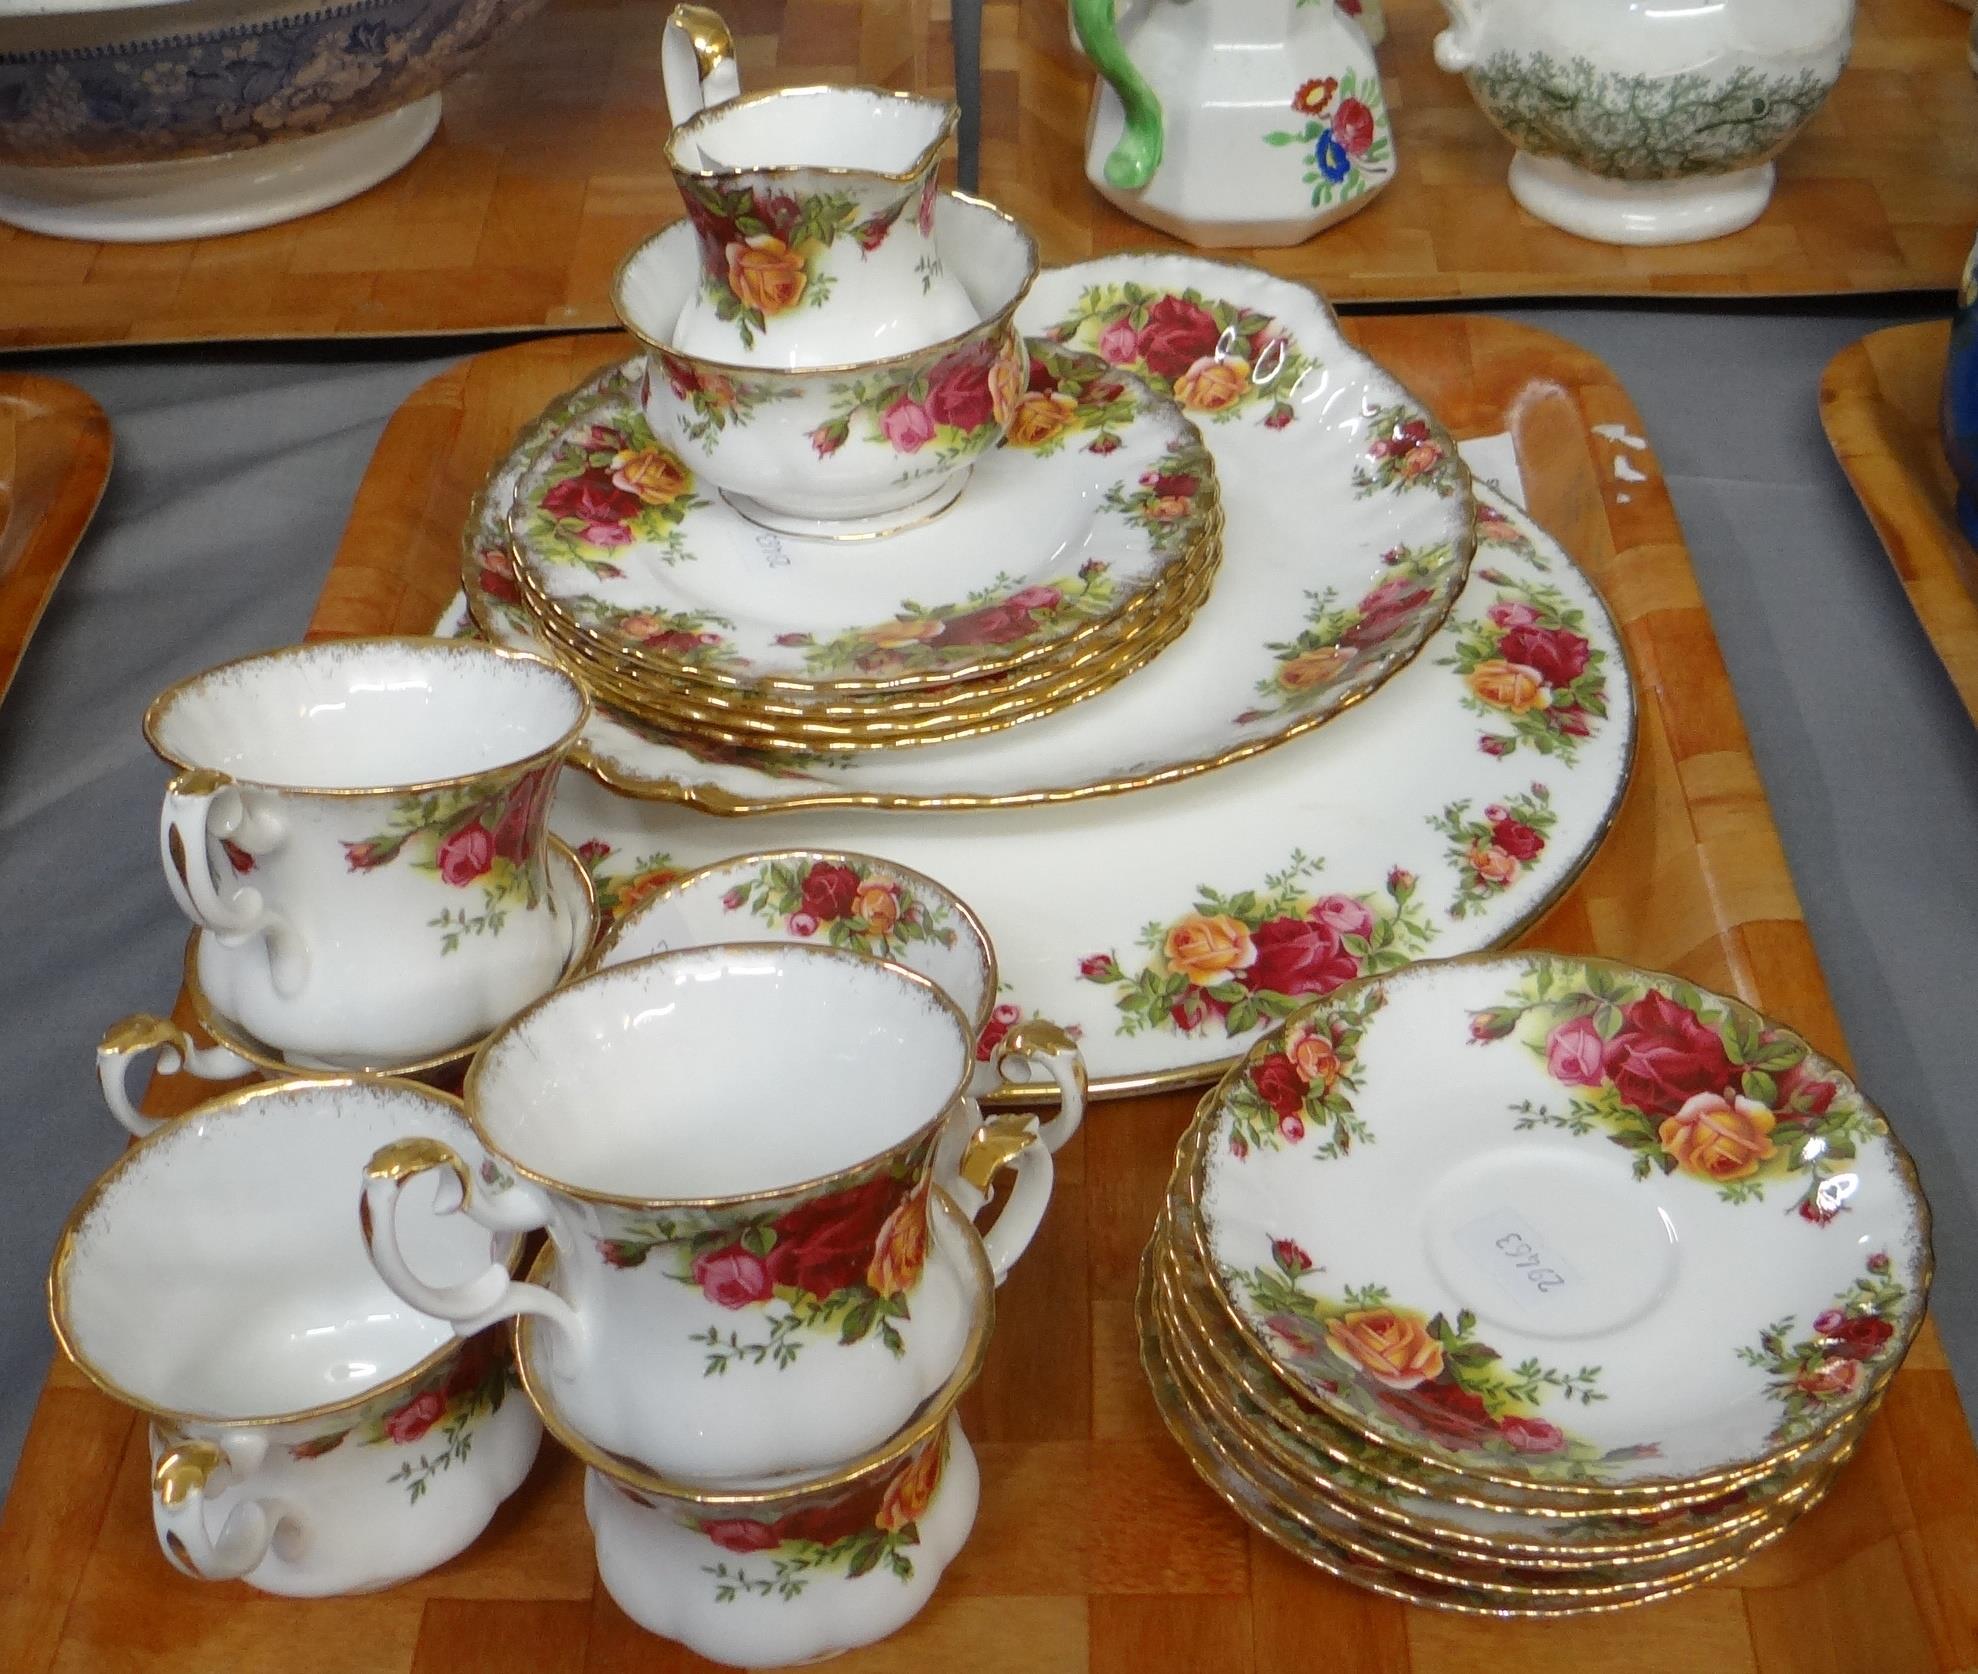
left=146, top=637, right=590, bottom=1066
left=363, top=942, right=1055, bottom=1482
left=49, top=1078, right=540, bottom=1597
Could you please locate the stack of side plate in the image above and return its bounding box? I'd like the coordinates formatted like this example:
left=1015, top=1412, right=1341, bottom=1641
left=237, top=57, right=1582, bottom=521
left=1142, top=951, right=1932, bottom=1616
left=496, top=341, right=1224, bottom=753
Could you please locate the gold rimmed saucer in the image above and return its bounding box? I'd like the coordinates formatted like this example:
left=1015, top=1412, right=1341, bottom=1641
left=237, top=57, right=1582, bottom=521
left=528, top=498, right=1228, bottom=720
left=1147, top=1197, right=1865, bottom=1569
left=182, top=837, right=597, bottom=1084
left=1135, top=1247, right=1820, bottom=1617
left=520, top=539, right=1218, bottom=753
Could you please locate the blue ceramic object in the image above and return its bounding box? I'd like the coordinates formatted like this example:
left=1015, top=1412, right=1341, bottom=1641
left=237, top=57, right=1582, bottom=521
left=0, top=0, right=549, bottom=168
left=1943, top=236, right=1978, bottom=547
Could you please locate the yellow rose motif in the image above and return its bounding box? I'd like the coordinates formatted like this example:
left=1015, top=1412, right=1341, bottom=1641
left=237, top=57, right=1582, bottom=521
left=866, top=1181, right=930, bottom=1299
left=1468, top=658, right=1550, bottom=714
left=853, top=880, right=900, bottom=935
left=1146, top=495, right=1193, bottom=522
left=699, top=373, right=738, bottom=409
left=875, top=1432, right=947, bottom=1532
left=610, top=448, right=692, bottom=507
left=988, top=338, right=1026, bottom=428
left=1005, top=391, right=1079, bottom=449
left=726, top=234, right=809, bottom=316
left=1324, top=1308, right=1445, bottom=1390
left=1286, top=1025, right=1340, bottom=1089
left=617, top=612, right=662, bottom=640
left=1469, top=844, right=1520, bottom=888
left=1658, top=1093, right=1778, bottom=1181
left=1277, top=645, right=1350, bottom=693
left=1163, top=913, right=1256, bottom=985
left=1173, top=355, right=1252, bottom=412
left=868, top=618, right=944, bottom=649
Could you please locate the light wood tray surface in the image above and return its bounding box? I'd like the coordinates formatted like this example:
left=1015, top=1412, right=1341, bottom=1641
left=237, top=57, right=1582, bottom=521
left=2, top=0, right=1973, bottom=348
left=4, top=317, right=1974, bottom=1674
left=0, top=374, right=110, bottom=703
left=1821, top=319, right=1978, bottom=727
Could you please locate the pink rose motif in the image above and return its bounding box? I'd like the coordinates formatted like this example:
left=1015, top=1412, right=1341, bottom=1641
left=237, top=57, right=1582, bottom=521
left=1278, top=1112, right=1305, bottom=1143
left=1004, top=586, right=1062, bottom=612
left=574, top=839, right=611, bottom=865
left=382, top=1389, right=446, bottom=1445
left=992, top=1002, right=1020, bottom=1025
left=924, top=343, right=1001, bottom=433
left=1097, top=317, right=1142, bottom=365
left=1079, top=953, right=1116, bottom=980
left=722, top=885, right=748, bottom=911
left=881, top=396, right=936, bottom=454
left=1479, top=735, right=1514, bottom=757
left=1499, top=1415, right=1566, bottom=1454
left=1309, top=894, right=1374, bottom=943
left=1488, top=601, right=1540, bottom=629
left=1545, top=1016, right=1607, bottom=1087
left=436, top=821, right=495, bottom=887
left=693, top=1245, right=774, bottom=1309
left=788, top=911, right=820, bottom=937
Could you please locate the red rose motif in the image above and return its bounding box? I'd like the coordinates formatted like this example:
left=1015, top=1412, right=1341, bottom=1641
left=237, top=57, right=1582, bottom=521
left=1140, top=470, right=1200, bottom=499
left=1498, top=624, right=1589, bottom=689
left=436, top=821, right=496, bottom=887
left=492, top=767, right=552, bottom=865
left=1309, top=893, right=1374, bottom=943
left=1479, top=735, right=1514, bottom=757
left=1796, top=1358, right=1860, bottom=1400
left=975, top=1015, right=1009, bottom=1061
left=1778, top=1059, right=1839, bottom=1116
left=1005, top=586, right=1063, bottom=612
left=924, top=343, right=1000, bottom=433
left=1250, top=1052, right=1306, bottom=1124
left=1867, top=1251, right=1891, bottom=1273
left=800, top=861, right=861, bottom=922
left=1079, top=954, right=1115, bottom=980
left=764, top=1174, right=902, bottom=1299
left=1245, top=915, right=1359, bottom=999
left=1799, top=1197, right=1839, bottom=1226
left=1499, top=1415, right=1566, bottom=1454
left=1378, top=1379, right=1495, bottom=1448
left=1600, top=989, right=1735, bottom=1118
left=478, top=549, right=520, bottom=604
left=1263, top=406, right=1294, bottom=430
left=1816, top=1313, right=1893, bottom=1361
left=773, top=1485, right=884, bottom=1549
left=1343, top=576, right=1433, bottom=648
left=442, top=1333, right=499, bottom=1400
left=932, top=603, right=1035, bottom=647
left=382, top=1389, right=447, bottom=1445
left=702, top=1518, right=782, bottom=1554
left=693, top=1245, right=775, bottom=1309
left=1137, top=296, right=1224, bottom=381
left=1332, top=97, right=1377, bottom=158
left=1271, top=1237, right=1314, bottom=1275
left=1490, top=818, right=1545, bottom=862
left=1544, top=1016, right=1606, bottom=1087
left=542, top=469, right=642, bottom=532
left=1552, top=704, right=1592, bottom=738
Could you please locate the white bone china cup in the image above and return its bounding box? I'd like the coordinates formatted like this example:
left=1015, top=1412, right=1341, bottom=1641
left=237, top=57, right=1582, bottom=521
left=362, top=942, right=1054, bottom=1482
left=145, top=636, right=590, bottom=1067
left=48, top=1078, right=540, bottom=1597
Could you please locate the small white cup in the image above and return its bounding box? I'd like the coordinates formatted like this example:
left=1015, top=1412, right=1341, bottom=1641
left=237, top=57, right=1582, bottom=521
left=145, top=636, right=589, bottom=1066
left=363, top=943, right=1055, bottom=1482
left=49, top=1078, right=541, bottom=1597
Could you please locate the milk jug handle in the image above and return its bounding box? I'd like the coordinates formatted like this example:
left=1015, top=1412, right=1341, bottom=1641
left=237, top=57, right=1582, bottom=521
left=663, top=5, right=742, bottom=130
left=1070, top=0, right=1164, bottom=190
left=1433, top=0, right=1490, bottom=72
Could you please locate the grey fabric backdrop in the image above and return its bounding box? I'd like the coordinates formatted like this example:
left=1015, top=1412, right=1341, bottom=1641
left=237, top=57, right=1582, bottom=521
left=5, top=301, right=1973, bottom=1492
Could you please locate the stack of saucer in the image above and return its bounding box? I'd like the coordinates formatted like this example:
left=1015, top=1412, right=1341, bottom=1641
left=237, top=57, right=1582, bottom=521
left=1141, top=951, right=1932, bottom=1617
left=493, top=328, right=1224, bottom=755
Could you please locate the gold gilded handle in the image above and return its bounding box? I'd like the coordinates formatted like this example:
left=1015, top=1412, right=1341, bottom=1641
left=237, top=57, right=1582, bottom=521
left=365, top=1136, right=474, bottom=1202
left=672, top=4, right=733, bottom=81
left=663, top=4, right=741, bottom=129
left=153, top=1438, right=224, bottom=1508
left=958, top=1111, right=1040, bottom=1196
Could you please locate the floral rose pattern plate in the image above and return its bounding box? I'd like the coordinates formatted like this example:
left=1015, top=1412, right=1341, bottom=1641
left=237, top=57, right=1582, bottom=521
left=476, top=251, right=1476, bottom=810
left=518, top=472, right=1633, bottom=1104
left=1197, top=955, right=1930, bottom=1488
left=506, top=345, right=1216, bottom=693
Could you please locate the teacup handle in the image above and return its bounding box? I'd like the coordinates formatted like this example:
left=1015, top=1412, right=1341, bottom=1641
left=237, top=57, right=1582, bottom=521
left=361, top=1138, right=581, bottom=1341
left=96, top=1014, right=255, bottom=1138
left=159, top=769, right=305, bottom=998
left=152, top=1434, right=298, bottom=1583
left=941, top=1112, right=1054, bottom=1287
left=989, top=1019, right=1089, bottom=1155
left=662, top=4, right=741, bottom=131
left=1432, top=0, right=1487, bottom=72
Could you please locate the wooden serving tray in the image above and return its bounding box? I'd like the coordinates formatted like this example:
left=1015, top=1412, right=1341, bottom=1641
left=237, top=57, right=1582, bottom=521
left=6, top=319, right=1975, bottom=1673
left=0, top=375, right=111, bottom=705
left=1821, top=320, right=1978, bottom=727
left=3, top=0, right=1973, bottom=349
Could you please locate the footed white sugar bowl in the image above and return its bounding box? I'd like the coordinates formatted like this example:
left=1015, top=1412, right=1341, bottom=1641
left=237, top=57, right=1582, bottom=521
left=1434, top=0, right=1855, bottom=245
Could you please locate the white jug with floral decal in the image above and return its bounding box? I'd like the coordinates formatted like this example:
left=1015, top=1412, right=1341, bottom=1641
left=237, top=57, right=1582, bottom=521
left=1070, top=0, right=1395, bottom=248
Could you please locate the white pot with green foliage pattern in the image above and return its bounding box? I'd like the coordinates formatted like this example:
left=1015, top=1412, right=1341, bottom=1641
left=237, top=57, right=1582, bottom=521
left=1434, top=0, right=1854, bottom=246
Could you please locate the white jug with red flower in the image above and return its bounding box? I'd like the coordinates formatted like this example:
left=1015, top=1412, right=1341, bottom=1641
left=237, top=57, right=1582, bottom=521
left=661, top=4, right=981, bottom=367
left=1070, top=0, right=1395, bottom=248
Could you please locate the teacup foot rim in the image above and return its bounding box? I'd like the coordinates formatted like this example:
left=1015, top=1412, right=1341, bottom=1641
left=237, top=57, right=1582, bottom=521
left=717, top=471, right=972, bottom=544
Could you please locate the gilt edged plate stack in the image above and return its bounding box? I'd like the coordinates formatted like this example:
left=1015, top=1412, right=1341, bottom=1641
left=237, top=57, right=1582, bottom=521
left=1140, top=952, right=1933, bottom=1614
